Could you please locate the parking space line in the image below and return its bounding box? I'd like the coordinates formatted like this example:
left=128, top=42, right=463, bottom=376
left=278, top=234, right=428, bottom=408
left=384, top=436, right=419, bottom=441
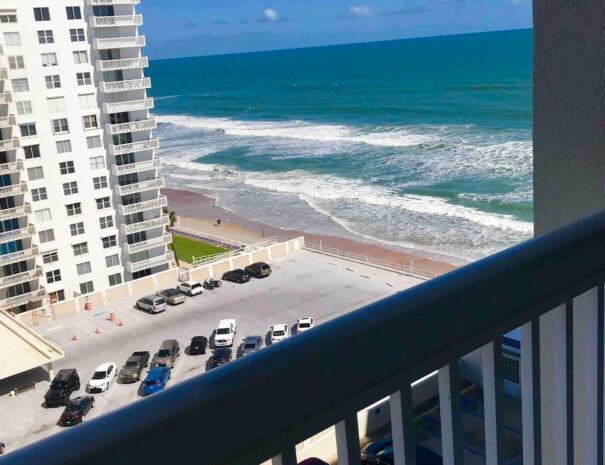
left=45, top=325, right=62, bottom=333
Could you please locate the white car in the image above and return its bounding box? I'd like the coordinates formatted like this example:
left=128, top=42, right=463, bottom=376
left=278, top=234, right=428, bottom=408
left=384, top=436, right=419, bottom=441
left=270, top=324, right=289, bottom=344
left=87, top=362, right=117, bottom=393
left=297, top=317, right=315, bottom=333
left=214, top=319, right=237, bottom=347
left=178, top=280, right=203, bottom=296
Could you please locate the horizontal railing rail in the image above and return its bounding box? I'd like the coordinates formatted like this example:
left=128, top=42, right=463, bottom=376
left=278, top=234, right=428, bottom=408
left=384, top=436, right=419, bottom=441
left=8, top=209, right=605, bottom=465
left=95, top=35, right=146, bottom=50
left=102, top=98, right=153, bottom=114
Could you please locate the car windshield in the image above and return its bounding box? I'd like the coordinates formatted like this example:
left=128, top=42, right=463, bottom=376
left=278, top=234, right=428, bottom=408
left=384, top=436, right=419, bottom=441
left=217, top=328, right=230, bottom=335
left=163, top=290, right=178, bottom=296
left=66, top=401, right=82, bottom=411
left=260, top=265, right=270, bottom=270
left=92, top=371, right=106, bottom=380
left=273, top=330, right=285, bottom=336
left=51, top=380, right=68, bottom=389
left=125, top=361, right=138, bottom=367
left=145, top=379, right=160, bottom=386
left=155, top=299, right=166, bottom=305
left=191, top=284, right=201, bottom=289
left=244, top=343, right=256, bottom=349
left=299, top=322, right=311, bottom=328
left=158, top=350, right=171, bottom=357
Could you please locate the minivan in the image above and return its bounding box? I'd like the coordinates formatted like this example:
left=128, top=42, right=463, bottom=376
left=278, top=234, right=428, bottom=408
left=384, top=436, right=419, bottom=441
left=44, top=369, right=80, bottom=407
left=136, top=295, right=167, bottom=314
left=151, top=339, right=180, bottom=368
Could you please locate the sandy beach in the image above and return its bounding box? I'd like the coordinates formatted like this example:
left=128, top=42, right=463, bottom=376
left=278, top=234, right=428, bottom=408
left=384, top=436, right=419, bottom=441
left=162, top=187, right=465, bottom=276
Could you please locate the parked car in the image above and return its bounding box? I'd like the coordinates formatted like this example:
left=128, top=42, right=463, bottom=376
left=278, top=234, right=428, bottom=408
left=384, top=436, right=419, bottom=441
left=87, top=362, right=118, bottom=393
left=157, top=288, right=186, bottom=305
left=298, top=459, right=329, bottom=465
left=270, top=324, right=289, bottom=344
left=209, top=348, right=232, bottom=369
left=241, top=335, right=264, bottom=356
left=143, top=367, right=171, bottom=396
left=222, top=269, right=251, bottom=283
left=118, top=351, right=150, bottom=383
left=44, top=369, right=80, bottom=407
left=59, top=396, right=95, bottom=426
left=136, top=295, right=167, bottom=314
left=361, top=438, right=442, bottom=465
left=0, top=441, right=5, bottom=455
left=151, top=339, right=180, bottom=368
left=189, top=336, right=208, bottom=355
left=178, top=280, right=203, bottom=296
left=245, top=262, right=272, bottom=278
left=297, top=317, right=315, bottom=333
left=214, top=319, right=237, bottom=347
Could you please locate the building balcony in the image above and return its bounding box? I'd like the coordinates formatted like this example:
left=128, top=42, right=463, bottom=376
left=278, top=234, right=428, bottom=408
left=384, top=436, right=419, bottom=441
left=90, top=14, right=143, bottom=28
left=0, top=115, right=16, bottom=128
left=0, top=246, right=38, bottom=267
left=125, top=251, right=173, bottom=274
left=114, top=177, right=164, bottom=196
left=0, top=137, right=19, bottom=151
left=96, top=57, right=149, bottom=72
left=120, top=215, right=170, bottom=235
left=99, top=77, right=151, bottom=94
left=0, top=266, right=42, bottom=288
left=0, top=203, right=31, bottom=221
left=106, top=118, right=156, bottom=135
left=117, top=195, right=167, bottom=216
left=102, top=98, right=153, bottom=114
left=0, top=69, right=7, bottom=80
left=95, top=35, right=146, bottom=50
left=111, top=158, right=161, bottom=176
left=108, top=138, right=159, bottom=155
left=0, top=160, right=22, bottom=175
left=0, top=93, right=11, bottom=105
left=0, top=287, right=46, bottom=310
left=0, top=182, right=27, bottom=199
left=0, top=225, right=35, bottom=244
left=88, top=0, right=140, bottom=4
left=123, top=233, right=171, bottom=254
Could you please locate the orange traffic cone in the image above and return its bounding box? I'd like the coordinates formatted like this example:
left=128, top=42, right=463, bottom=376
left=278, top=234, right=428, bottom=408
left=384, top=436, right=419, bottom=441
left=94, top=326, right=101, bottom=334
left=117, top=320, right=124, bottom=327
left=71, top=332, right=78, bottom=341
left=108, top=312, right=116, bottom=322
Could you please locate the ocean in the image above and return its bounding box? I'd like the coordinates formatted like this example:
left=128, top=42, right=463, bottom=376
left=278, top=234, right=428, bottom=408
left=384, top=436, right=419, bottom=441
left=149, top=28, right=533, bottom=261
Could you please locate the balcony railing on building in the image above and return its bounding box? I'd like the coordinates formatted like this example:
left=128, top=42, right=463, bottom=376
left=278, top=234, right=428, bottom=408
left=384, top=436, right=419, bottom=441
left=0, top=203, right=31, bottom=221
left=117, top=195, right=167, bottom=216
left=109, top=138, right=159, bottom=156
left=125, top=251, right=173, bottom=274
left=120, top=215, right=170, bottom=235
left=95, top=36, right=146, bottom=50
left=0, top=68, right=7, bottom=80
left=87, top=0, right=140, bottom=5
left=102, top=98, right=153, bottom=114
left=114, top=177, right=164, bottom=197
left=0, top=115, right=16, bottom=128
left=0, top=137, right=19, bottom=151
left=123, top=233, right=172, bottom=255
left=0, top=92, right=12, bottom=105
left=0, top=225, right=35, bottom=244
left=96, top=57, right=149, bottom=72
left=90, top=15, right=143, bottom=28
left=0, top=266, right=42, bottom=288
left=0, top=182, right=27, bottom=199
left=99, top=77, right=151, bottom=94
left=106, top=118, right=156, bottom=135
left=0, top=246, right=38, bottom=266
left=111, top=158, right=161, bottom=176
left=0, top=287, right=46, bottom=310
left=0, top=160, right=22, bottom=175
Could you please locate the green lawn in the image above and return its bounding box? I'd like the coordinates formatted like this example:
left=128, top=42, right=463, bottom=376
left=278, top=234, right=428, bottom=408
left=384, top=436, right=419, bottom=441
left=168, top=235, right=227, bottom=263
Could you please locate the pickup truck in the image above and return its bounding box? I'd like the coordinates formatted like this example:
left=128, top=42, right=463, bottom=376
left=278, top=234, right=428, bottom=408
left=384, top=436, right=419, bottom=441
left=214, top=319, right=237, bottom=347
left=118, top=351, right=150, bottom=383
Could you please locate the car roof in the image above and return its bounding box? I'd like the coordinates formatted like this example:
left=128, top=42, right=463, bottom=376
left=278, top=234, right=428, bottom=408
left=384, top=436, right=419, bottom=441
left=214, top=348, right=232, bottom=355
left=160, top=339, right=177, bottom=348
left=191, top=335, right=207, bottom=341
left=146, top=367, right=166, bottom=379
left=272, top=324, right=287, bottom=330
left=244, top=335, right=262, bottom=342
left=299, top=317, right=313, bottom=322
left=218, top=319, right=235, bottom=326
left=55, top=368, right=76, bottom=378
left=94, top=362, right=115, bottom=371
left=183, top=280, right=199, bottom=285
left=69, top=396, right=90, bottom=405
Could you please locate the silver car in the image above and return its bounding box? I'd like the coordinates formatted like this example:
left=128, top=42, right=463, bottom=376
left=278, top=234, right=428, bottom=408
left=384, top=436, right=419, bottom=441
left=157, top=288, right=186, bottom=305
left=241, top=335, right=264, bottom=356
left=136, top=295, right=167, bottom=314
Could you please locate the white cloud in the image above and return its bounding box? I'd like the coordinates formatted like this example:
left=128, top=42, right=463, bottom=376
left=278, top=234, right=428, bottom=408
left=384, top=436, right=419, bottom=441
left=263, top=8, right=280, bottom=22
left=347, top=5, right=373, bottom=18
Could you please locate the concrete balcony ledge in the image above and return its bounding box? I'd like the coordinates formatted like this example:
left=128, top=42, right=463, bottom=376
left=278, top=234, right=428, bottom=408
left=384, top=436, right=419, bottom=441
left=90, top=14, right=143, bottom=28
left=111, top=158, right=161, bottom=176
left=0, top=137, right=20, bottom=151
left=96, top=57, right=148, bottom=72
left=117, top=195, right=167, bottom=216
left=126, top=251, right=173, bottom=274
left=0, top=182, right=27, bottom=199
left=0, top=160, right=22, bottom=175
left=120, top=215, right=170, bottom=235
left=0, top=203, right=31, bottom=221
left=0, top=287, right=46, bottom=310
left=88, top=0, right=140, bottom=4
left=0, top=266, right=42, bottom=288
left=0, top=93, right=12, bottom=105
left=109, top=138, right=159, bottom=155
left=99, top=77, right=151, bottom=94
left=95, top=36, right=146, bottom=50
left=106, top=118, right=156, bottom=135
left=0, top=115, right=16, bottom=128
left=0, top=225, right=35, bottom=244
left=123, top=233, right=171, bottom=254
left=114, top=177, right=164, bottom=197
left=0, top=246, right=38, bottom=266
left=102, top=98, right=153, bottom=114
left=0, top=69, right=8, bottom=80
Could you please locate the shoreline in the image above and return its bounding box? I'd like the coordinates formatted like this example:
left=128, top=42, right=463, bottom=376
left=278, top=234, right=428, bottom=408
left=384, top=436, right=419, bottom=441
left=162, top=187, right=465, bottom=276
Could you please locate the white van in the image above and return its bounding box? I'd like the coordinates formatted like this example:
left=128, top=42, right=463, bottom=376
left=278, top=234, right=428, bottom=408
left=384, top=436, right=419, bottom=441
left=214, top=319, right=237, bottom=347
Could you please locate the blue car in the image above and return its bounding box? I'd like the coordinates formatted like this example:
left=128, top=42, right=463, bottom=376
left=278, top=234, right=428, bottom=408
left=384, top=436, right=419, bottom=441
left=143, top=367, right=171, bottom=396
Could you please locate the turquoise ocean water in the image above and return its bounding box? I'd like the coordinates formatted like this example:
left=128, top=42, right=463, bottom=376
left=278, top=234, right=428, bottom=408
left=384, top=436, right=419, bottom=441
left=149, top=29, right=533, bottom=260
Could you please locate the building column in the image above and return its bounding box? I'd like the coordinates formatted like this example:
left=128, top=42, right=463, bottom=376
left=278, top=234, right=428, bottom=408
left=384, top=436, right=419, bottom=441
left=46, top=362, right=54, bottom=381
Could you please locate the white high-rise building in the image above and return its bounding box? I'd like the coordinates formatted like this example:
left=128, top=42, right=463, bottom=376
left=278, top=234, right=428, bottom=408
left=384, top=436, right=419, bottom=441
left=0, top=0, right=172, bottom=315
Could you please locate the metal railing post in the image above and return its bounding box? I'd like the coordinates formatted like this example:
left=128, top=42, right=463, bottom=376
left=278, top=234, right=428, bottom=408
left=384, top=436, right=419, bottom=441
left=438, top=362, right=463, bottom=465
left=482, top=339, right=504, bottom=465
left=390, top=381, right=417, bottom=465
left=335, top=413, right=361, bottom=465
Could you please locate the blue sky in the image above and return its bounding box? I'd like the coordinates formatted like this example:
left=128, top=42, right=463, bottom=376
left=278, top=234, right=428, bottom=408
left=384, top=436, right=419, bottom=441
left=139, top=0, right=532, bottom=59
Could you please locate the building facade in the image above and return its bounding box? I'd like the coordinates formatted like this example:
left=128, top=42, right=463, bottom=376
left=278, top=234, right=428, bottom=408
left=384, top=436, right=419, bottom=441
left=0, top=0, right=171, bottom=315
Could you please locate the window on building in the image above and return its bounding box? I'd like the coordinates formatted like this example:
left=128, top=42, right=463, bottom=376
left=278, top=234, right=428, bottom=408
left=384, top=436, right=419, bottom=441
left=4, top=32, right=21, bottom=46
left=31, top=187, right=47, bottom=201
left=73, top=50, right=88, bottom=64
left=42, top=250, right=59, bottom=265
left=8, top=56, right=24, bottom=70
left=34, top=208, right=51, bottom=222
left=66, top=202, right=82, bottom=216
left=113, top=133, right=132, bottom=145
left=46, top=269, right=62, bottom=284
left=49, top=290, right=65, bottom=303
left=108, top=273, right=122, bottom=286
left=93, top=6, right=115, bottom=16
left=93, top=176, right=108, bottom=189
left=76, top=261, right=91, bottom=275
left=105, top=254, right=120, bottom=267
left=63, top=181, right=78, bottom=195
left=47, top=96, right=65, bottom=113
left=86, top=135, right=102, bottom=149
left=37, top=30, right=53, bottom=44
left=56, top=140, right=71, bottom=154
left=72, top=242, right=88, bottom=256
left=99, top=215, right=113, bottom=229
left=0, top=15, right=17, bottom=23
left=69, top=222, right=84, bottom=236
left=102, top=235, right=117, bottom=249
left=82, top=115, right=98, bottom=130
left=16, top=101, right=32, bottom=115
left=96, top=196, right=110, bottom=210
left=76, top=72, right=92, bottom=86
left=116, top=153, right=135, bottom=166
left=23, top=145, right=40, bottom=159
left=59, top=161, right=75, bottom=175
left=34, top=7, right=50, bottom=21
left=79, top=94, right=95, bottom=110
left=52, top=118, right=69, bottom=134
left=27, top=166, right=43, bottom=180
left=45, top=75, right=61, bottom=89
left=19, top=123, right=36, bottom=137
left=90, top=156, right=105, bottom=170
left=66, top=6, right=82, bottom=20
left=11, top=78, right=29, bottom=93
left=41, top=52, right=57, bottom=67
left=79, top=281, right=94, bottom=294
left=38, top=228, right=55, bottom=243
left=69, top=28, right=85, bottom=42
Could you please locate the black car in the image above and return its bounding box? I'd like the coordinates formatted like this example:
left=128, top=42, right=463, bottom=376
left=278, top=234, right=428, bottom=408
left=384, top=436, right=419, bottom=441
left=209, top=348, right=232, bottom=368
left=0, top=441, right=4, bottom=455
left=245, top=262, right=272, bottom=278
left=44, top=369, right=80, bottom=407
left=189, top=336, right=208, bottom=355
left=222, top=269, right=251, bottom=284
left=59, top=396, right=95, bottom=426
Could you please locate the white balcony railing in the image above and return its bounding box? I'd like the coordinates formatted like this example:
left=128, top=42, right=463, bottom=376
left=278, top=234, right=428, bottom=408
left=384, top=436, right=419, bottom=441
left=0, top=287, right=46, bottom=310
left=95, top=35, right=146, bottom=50
left=126, top=251, right=173, bottom=273
left=118, top=195, right=167, bottom=216
left=0, top=266, right=42, bottom=288
left=111, top=158, right=161, bottom=176
left=0, top=160, right=22, bottom=175
left=0, top=182, right=27, bottom=198
left=0, top=68, right=7, bottom=80
left=120, top=215, right=170, bottom=235
left=88, top=0, right=140, bottom=5
left=90, top=14, right=143, bottom=28
left=109, top=138, right=159, bottom=156
left=123, top=233, right=171, bottom=255
left=0, top=246, right=38, bottom=266
left=0, top=225, right=35, bottom=244
left=0, top=92, right=12, bottom=105
left=0, top=115, right=16, bottom=128
left=102, top=98, right=154, bottom=114
left=0, top=137, right=19, bottom=151
left=99, top=77, right=151, bottom=93
left=115, top=177, right=164, bottom=197
left=0, top=203, right=31, bottom=221
left=96, top=57, right=148, bottom=72
left=106, top=118, right=156, bottom=135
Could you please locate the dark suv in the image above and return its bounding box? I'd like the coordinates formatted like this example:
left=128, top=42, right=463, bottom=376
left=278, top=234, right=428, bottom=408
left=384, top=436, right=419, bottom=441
left=44, top=369, right=80, bottom=407
left=245, top=262, right=272, bottom=278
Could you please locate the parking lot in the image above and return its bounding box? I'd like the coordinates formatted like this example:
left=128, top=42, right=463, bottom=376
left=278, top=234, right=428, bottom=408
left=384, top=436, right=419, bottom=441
left=0, top=250, right=422, bottom=453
